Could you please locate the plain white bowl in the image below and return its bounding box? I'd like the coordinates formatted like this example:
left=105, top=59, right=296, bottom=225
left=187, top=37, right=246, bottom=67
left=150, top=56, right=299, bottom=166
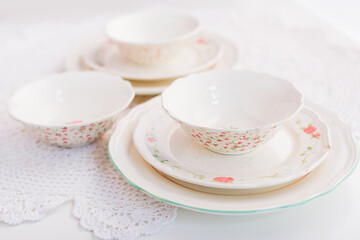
left=7, top=71, right=135, bottom=147
left=105, top=11, right=201, bottom=65
left=162, top=70, right=304, bottom=154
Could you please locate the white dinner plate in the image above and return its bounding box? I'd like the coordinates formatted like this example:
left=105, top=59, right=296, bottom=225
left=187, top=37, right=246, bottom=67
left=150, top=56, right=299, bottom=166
left=108, top=96, right=358, bottom=214
left=132, top=103, right=330, bottom=194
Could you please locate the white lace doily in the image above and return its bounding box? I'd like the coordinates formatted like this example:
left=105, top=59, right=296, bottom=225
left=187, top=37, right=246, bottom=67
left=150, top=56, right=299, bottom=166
left=1, top=1, right=359, bottom=240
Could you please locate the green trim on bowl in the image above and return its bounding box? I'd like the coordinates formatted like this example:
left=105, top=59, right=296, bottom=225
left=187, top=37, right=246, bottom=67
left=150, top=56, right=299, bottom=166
left=108, top=141, right=359, bottom=214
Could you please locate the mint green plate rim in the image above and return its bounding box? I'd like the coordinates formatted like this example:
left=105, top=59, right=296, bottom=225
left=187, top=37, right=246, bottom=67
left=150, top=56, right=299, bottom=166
left=108, top=142, right=359, bottom=214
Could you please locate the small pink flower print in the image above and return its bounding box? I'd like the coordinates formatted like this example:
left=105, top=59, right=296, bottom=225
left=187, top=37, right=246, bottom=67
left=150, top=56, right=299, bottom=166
left=89, top=128, right=93, bottom=131
left=233, top=145, right=238, bottom=148
left=220, top=134, right=225, bottom=137
left=304, top=126, right=317, bottom=134
left=197, top=38, right=207, bottom=44
left=147, top=137, right=156, bottom=143
left=213, top=177, right=234, bottom=183
left=253, top=136, right=259, bottom=140
left=68, top=120, right=82, bottom=124
left=312, top=133, right=320, bottom=138
left=238, top=141, right=243, bottom=144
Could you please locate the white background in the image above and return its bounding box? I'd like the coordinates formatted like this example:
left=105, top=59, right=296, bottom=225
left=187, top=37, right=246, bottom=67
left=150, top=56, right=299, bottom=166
left=1, top=0, right=360, bottom=239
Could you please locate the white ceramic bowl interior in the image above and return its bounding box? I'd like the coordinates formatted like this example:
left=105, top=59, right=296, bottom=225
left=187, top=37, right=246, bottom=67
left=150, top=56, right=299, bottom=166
left=162, top=70, right=304, bottom=130
left=105, top=11, right=201, bottom=45
left=162, top=70, right=304, bottom=154
left=8, top=71, right=134, bottom=126
left=7, top=71, right=134, bottom=147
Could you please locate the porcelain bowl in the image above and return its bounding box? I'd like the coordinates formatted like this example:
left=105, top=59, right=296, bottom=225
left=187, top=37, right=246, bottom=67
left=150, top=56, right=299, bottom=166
left=7, top=71, right=135, bottom=147
left=162, top=70, right=304, bottom=155
left=105, top=11, right=201, bottom=65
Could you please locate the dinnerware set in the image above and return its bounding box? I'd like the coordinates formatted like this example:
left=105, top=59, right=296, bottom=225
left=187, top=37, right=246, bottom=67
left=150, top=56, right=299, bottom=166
left=162, top=70, right=304, bottom=154
left=6, top=11, right=358, bottom=214
left=65, top=11, right=238, bottom=95
left=109, top=97, right=357, bottom=214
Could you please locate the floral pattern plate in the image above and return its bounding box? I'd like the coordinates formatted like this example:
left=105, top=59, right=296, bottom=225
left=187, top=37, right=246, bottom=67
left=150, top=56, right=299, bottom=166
left=133, top=103, right=331, bottom=191
left=109, top=97, right=358, bottom=214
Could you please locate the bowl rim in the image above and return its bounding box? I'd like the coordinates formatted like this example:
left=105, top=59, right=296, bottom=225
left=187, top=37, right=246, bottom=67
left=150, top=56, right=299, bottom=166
left=161, top=70, right=305, bottom=133
left=7, top=71, right=135, bottom=128
left=104, top=11, right=202, bottom=46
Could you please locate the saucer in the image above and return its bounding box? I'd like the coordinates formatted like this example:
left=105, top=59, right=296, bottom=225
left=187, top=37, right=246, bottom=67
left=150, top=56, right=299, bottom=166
left=108, top=96, right=358, bottom=214
left=82, top=32, right=223, bottom=81
left=133, top=102, right=330, bottom=193
left=64, top=33, right=238, bottom=95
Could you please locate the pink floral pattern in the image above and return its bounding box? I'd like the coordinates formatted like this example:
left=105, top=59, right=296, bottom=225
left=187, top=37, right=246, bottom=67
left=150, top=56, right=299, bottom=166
left=213, top=177, right=234, bottom=183
left=303, top=125, right=317, bottom=134
left=144, top=117, right=325, bottom=184
left=296, top=120, right=322, bottom=165
left=301, top=124, right=321, bottom=139
left=117, top=41, right=182, bottom=65
left=197, top=38, right=208, bottom=44
left=33, top=119, right=114, bottom=147
left=181, top=125, right=280, bottom=154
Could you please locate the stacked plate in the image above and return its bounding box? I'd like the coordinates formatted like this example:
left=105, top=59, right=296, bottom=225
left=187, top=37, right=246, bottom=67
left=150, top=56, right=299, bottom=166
left=65, top=12, right=238, bottom=96
left=108, top=70, right=358, bottom=215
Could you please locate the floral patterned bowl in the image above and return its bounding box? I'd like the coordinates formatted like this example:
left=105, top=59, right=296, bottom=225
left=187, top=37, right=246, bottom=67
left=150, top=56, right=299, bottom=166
left=7, top=71, right=135, bottom=147
left=105, top=11, right=201, bottom=65
left=161, top=70, right=304, bottom=155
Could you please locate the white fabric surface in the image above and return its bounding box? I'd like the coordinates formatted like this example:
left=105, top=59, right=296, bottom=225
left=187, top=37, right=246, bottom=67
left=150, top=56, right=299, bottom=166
left=0, top=1, right=359, bottom=239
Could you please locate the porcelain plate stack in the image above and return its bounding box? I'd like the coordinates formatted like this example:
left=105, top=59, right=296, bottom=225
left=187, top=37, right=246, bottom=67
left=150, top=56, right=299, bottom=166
left=108, top=70, right=358, bottom=214
left=65, top=11, right=238, bottom=95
